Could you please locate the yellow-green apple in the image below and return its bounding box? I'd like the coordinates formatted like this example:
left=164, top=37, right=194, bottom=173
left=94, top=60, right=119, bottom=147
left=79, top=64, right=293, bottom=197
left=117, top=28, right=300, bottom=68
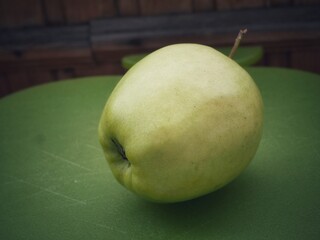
left=98, top=43, right=263, bottom=203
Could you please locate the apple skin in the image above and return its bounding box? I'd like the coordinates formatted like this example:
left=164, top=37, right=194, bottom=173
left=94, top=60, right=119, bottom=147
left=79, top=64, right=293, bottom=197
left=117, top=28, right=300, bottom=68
left=98, top=44, right=263, bottom=203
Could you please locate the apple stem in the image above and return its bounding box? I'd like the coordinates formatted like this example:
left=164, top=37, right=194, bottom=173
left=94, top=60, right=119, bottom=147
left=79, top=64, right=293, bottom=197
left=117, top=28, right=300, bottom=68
left=228, top=29, right=248, bottom=59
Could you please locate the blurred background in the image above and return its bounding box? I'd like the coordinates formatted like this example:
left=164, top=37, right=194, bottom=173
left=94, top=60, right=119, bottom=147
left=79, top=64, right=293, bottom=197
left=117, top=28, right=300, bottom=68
left=0, top=0, right=319, bottom=98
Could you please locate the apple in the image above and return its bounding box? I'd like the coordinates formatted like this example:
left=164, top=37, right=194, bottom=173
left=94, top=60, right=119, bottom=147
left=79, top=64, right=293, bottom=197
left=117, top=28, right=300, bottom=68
left=98, top=43, right=263, bottom=203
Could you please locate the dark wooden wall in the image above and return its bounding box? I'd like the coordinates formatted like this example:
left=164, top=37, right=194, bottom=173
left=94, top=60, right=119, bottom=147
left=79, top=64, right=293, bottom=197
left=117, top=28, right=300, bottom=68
left=0, top=0, right=320, bottom=98
left=1, top=0, right=320, bottom=28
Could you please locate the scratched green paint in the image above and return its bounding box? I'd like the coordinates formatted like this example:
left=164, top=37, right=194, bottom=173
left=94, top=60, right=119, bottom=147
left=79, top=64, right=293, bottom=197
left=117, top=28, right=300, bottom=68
left=0, top=68, right=320, bottom=239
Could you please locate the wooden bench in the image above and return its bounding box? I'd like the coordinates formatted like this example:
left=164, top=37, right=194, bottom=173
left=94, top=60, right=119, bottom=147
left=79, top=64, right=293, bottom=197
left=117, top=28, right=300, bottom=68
left=1, top=6, right=320, bottom=97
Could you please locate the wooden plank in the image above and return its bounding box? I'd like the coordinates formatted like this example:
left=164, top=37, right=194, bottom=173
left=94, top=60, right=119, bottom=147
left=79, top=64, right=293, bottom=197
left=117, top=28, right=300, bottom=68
left=118, top=0, right=140, bottom=16
left=0, top=48, right=93, bottom=72
left=139, top=0, right=193, bottom=15
left=216, top=0, right=266, bottom=10
left=291, top=48, right=320, bottom=73
left=0, top=50, right=17, bottom=68
left=52, top=68, right=75, bottom=80
left=63, top=0, right=96, bottom=23
left=0, top=0, right=44, bottom=28
left=0, top=23, right=89, bottom=52
left=91, top=43, right=148, bottom=63
left=0, top=73, right=10, bottom=98
left=0, top=24, right=91, bottom=70
left=62, top=0, right=116, bottom=24
left=20, top=49, right=93, bottom=70
left=43, top=0, right=65, bottom=24
left=91, top=6, right=320, bottom=45
left=266, top=0, right=292, bottom=7
left=6, top=71, right=31, bottom=92
left=99, top=0, right=118, bottom=17
left=28, top=69, right=56, bottom=85
left=193, top=0, right=215, bottom=12
left=75, top=63, right=124, bottom=76
left=294, top=0, right=320, bottom=5
left=265, top=51, right=290, bottom=68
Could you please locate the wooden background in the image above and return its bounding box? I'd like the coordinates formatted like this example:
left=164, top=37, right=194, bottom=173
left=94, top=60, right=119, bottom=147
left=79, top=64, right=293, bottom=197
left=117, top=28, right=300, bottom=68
left=1, top=0, right=320, bottom=98
left=1, top=0, right=320, bottom=27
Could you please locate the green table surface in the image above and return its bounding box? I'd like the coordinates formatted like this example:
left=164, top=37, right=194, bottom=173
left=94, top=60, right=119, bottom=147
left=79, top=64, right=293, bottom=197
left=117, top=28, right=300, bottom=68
left=122, top=46, right=264, bottom=70
left=1, top=67, right=320, bottom=239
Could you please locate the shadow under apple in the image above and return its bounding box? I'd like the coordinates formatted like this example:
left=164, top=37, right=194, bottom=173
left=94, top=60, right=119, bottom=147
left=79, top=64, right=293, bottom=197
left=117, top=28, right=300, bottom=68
left=119, top=168, right=261, bottom=239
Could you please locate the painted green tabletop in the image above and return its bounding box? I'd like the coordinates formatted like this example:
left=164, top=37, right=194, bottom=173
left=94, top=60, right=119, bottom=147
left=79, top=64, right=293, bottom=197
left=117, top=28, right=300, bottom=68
left=1, top=67, right=320, bottom=239
left=122, top=46, right=264, bottom=70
